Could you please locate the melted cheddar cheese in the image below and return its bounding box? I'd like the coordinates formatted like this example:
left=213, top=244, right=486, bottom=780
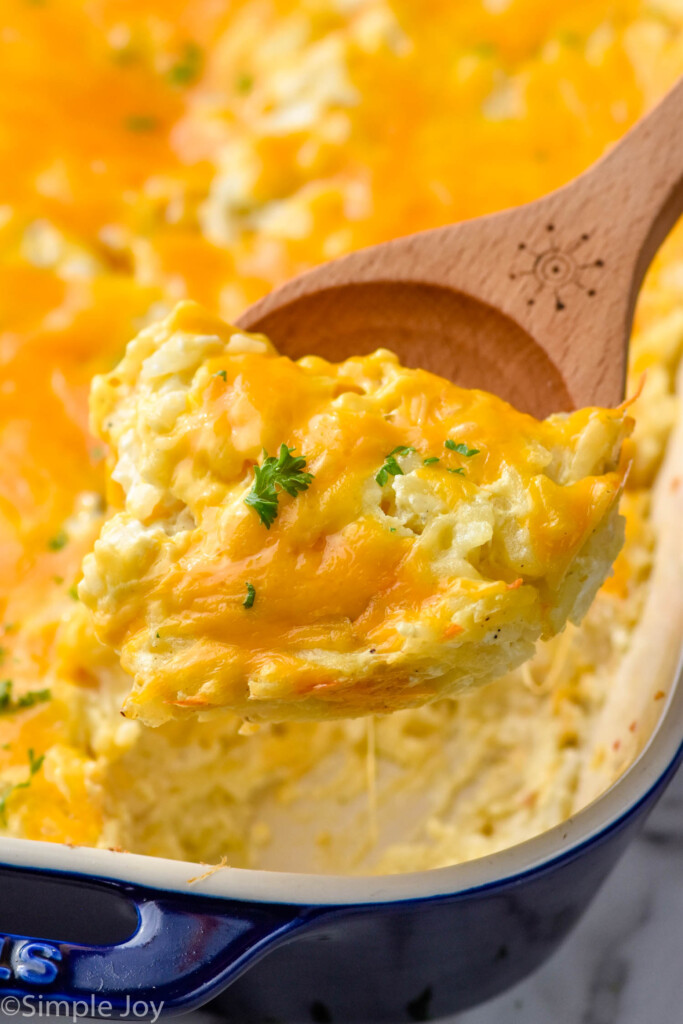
left=78, top=301, right=630, bottom=724
left=0, top=0, right=680, bottom=869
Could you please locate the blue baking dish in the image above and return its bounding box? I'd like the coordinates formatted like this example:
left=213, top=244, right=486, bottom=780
left=0, top=648, right=680, bottom=1023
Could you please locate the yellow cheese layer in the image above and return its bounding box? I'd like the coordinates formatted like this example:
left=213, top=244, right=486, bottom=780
left=78, top=302, right=630, bottom=724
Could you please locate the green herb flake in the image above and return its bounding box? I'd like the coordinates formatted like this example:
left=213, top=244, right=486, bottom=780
left=124, top=114, right=160, bottom=133
left=236, top=71, right=254, bottom=94
left=168, top=42, right=203, bottom=87
left=447, top=467, right=466, bottom=476
left=376, top=446, right=416, bottom=487
left=390, top=445, right=416, bottom=457
left=68, top=585, right=79, bottom=601
left=243, top=582, right=256, bottom=609
left=214, top=370, right=228, bottom=382
left=0, top=680, right=12, bottom=712
left=16, top=689, right=51, bottom=710
left=0, top=748, right=45, bottom=824
left=423, top=456, right=440, bottom=465
left=0, top=680, right=51, bottom=715
left=155, top=632, right=161, bottom=640
left=445, top=440, right=480, bottom=457
left=48, top=530, right=68, bottom=551
left=245, top=444, right=314, bottom=528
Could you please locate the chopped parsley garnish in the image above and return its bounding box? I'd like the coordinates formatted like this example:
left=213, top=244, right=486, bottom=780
left=48, top=530, right=68, bottom=551
left=445, top=440, right=480, bottom=457
left=236, top=71, right=254, bottom=94
left=214, top=370, right=227, bottom=382
left=0, top=748, right=45, bottom=824
left=124, top=114, right=159, bottom=133
left=245, top=445, right=314, bottom=528
left=447, top=467, right=466, bottom=475
left=168, top=42, right=203, bottom=87
left=243, top=582, right=256, bottom=609
left=376, top=446, right=416, bottom=487
left=16, top=690, right=51, bottom=709
left=68, top=585, right=79, bottom=601
left=423, top=456, right=440, bottom=465
left=0, top=680, right=51, bottom=715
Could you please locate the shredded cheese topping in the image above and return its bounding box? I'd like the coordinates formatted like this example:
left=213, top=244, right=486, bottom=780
left=78, top=301, right=630, bottom=724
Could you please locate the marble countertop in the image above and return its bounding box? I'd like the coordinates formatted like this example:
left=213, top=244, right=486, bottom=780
left=439, top=765, right=683, bottom=1024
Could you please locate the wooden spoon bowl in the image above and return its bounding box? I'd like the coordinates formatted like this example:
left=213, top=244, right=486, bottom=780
left=239, top=78, right=683, bottom=417
left=248, top=281, right=570, bottom=418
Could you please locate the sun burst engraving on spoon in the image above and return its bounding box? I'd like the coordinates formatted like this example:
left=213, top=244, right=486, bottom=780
left=509, top=224, right=605, bottom=311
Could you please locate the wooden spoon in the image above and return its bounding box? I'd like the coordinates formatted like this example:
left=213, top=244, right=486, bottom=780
left=238, top=78, right=683, bottom=418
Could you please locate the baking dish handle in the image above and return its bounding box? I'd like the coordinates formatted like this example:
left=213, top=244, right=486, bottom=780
left=0, top=888, right=311, bottom=1018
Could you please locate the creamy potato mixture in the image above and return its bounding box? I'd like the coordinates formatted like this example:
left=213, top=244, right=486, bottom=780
left=0, top=0, right=682, bottom=872
left=80, top=302, right=630, bottom=725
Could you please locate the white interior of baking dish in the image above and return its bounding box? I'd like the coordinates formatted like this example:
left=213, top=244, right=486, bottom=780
left=0, top=649, right=679, bottom=906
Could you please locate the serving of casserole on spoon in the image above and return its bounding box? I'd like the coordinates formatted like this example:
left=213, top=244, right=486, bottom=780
left=79, top=80, right=682, bottom=726
left=80, top=302, right=631, bottom=725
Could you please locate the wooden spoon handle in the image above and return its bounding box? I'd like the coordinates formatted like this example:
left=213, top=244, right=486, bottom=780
left=563, top=75, right=683, bottom=308
left=240, top=78, right=683, bottom=411
left=438, top=74, right=683, bottom=408
left=493, top=74, right=683, bottom=407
